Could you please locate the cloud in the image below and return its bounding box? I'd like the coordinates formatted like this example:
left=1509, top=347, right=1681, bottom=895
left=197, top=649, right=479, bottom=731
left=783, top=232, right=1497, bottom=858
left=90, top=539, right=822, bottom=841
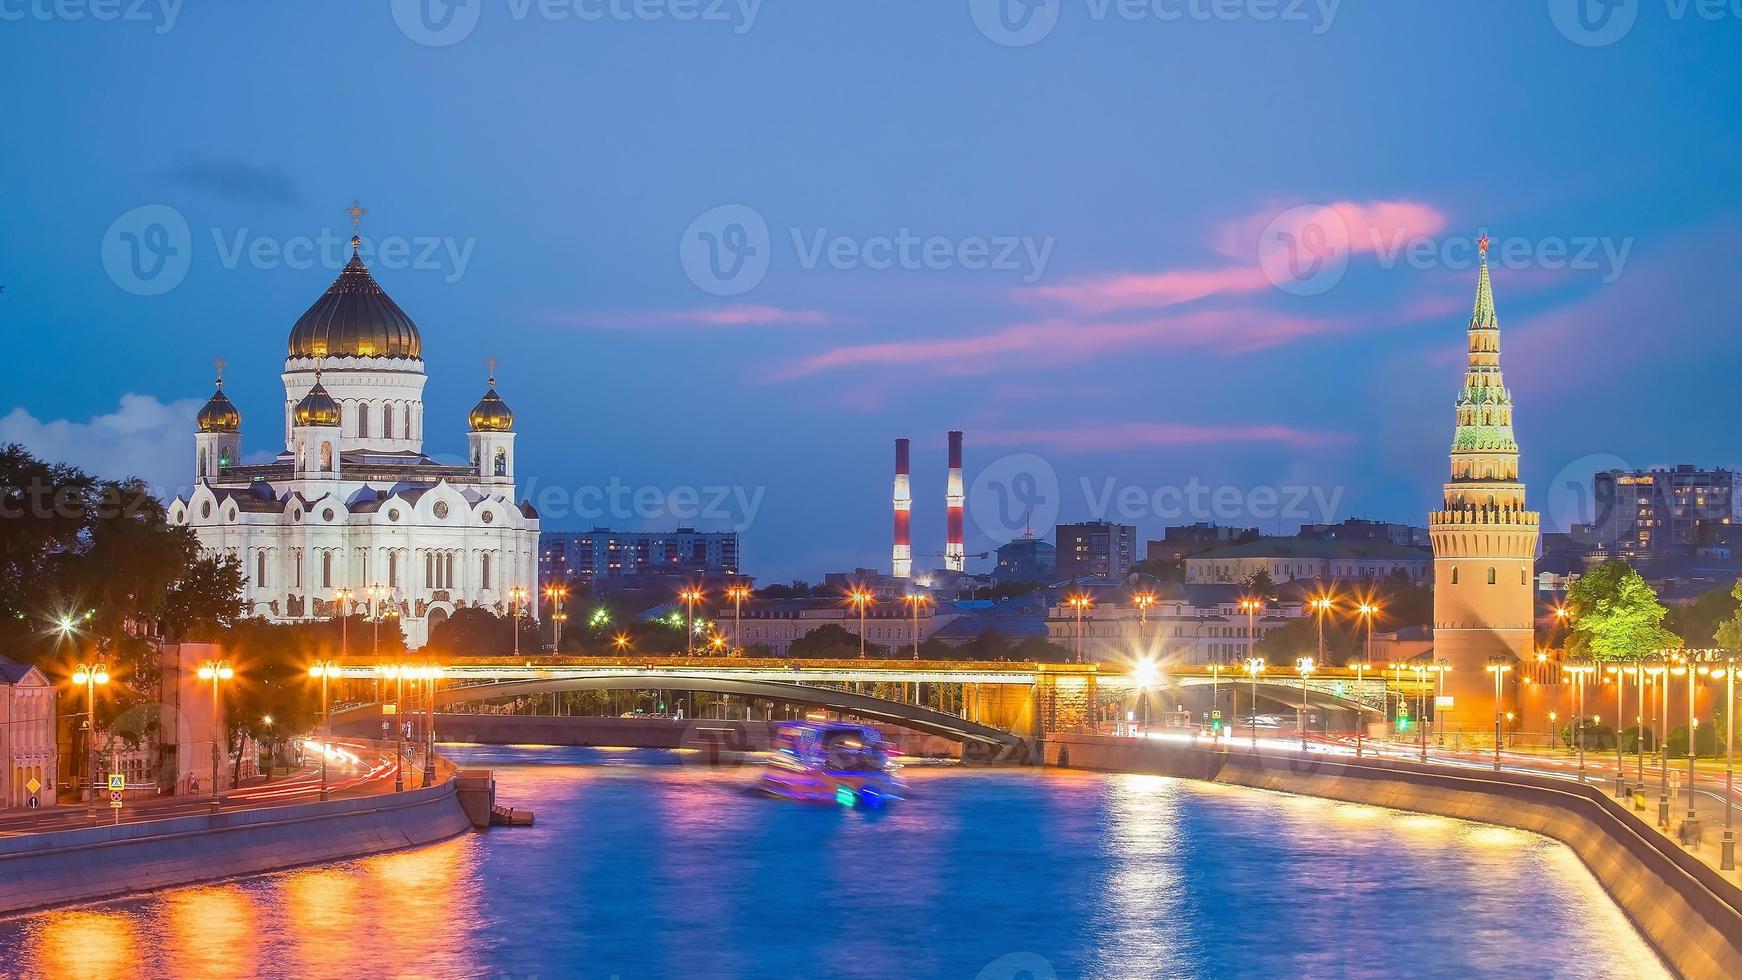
left=1214, top=199, right=1450, bottom=264
left=976, top=420, right=1350, bottom=453
left=548, top=305, right=832, bottom=329
left=773, top=308, right=1349, bottom=380
left=0, top=394, right=199, bottom=501
left=162, top=159, right=303, bottom=205
left=1023, top=265, right=1271, bottom=315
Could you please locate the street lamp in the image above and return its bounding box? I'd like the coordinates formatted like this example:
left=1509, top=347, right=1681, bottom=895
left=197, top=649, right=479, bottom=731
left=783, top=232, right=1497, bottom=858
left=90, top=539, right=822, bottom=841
left=1067, top=594, right=1093, bottom=664
left=1239, top=598, right=1264, bottom=670
left=378, top=662, right=408, bottom=791
left=1348, top=660, right=1372, bottom=758
left=1682, top=658, right=1703, bottom=833
left=1243, top=658, right=1265, bottom=749
left=1134, top=591, right=1156, bottom=653
left=70, top=661, right=109, bottom=818
left=848, top=589, right=874, bottom=659
left=1485, top=659, right=1513, bottom=771
left=903, top=594, right=930, bottom=660
left=508, top=586, right=529, bottom=657
left=309, top=660, right=340, bottom=801
left=726, top=585, right=751, bottom=655
left=419, top=663, right=444, bottom=786
left=1646, top=660, right=1670, bottom=827
left=196, top=658, right=235, bottom=811
left=1714, top=657, right=1736, bottom=871
left=1565, top=661, right=1595, bottom=783
left=545, top=584, right=570, bottom=654
left=1133, top=656, right=1158, bottom=733
left=677, top=587, right=703, bottom=656
left=1295, top=657, right=1315, bottom=752
left=334, top=588, right=354, bottom=660
left=1310, top=595, right=1335, bottom=665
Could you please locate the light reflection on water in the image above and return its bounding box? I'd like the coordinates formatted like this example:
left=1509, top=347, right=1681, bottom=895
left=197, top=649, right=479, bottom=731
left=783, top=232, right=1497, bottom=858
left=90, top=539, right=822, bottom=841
left=1, top=745, right=1668, bottom=980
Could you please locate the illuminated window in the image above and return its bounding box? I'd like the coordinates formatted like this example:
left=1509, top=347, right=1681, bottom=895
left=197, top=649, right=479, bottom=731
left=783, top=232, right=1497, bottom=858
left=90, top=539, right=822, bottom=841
left=1487, top=567, right=1497, bottom=585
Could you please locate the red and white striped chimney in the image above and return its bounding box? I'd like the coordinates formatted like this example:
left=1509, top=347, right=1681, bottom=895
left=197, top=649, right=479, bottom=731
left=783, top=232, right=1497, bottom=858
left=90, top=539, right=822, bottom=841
left=892, top=438, right=912, bottom=579
left=945, top=430, right=965, bottom=572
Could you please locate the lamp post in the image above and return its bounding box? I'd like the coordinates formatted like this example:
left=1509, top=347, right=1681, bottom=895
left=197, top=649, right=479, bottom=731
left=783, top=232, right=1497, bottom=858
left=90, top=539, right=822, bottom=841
left=1244, top=658, right=1265, bottom=749
left=384, top=663, right=406, bottom=792
left=508, top=586, right=528, bottom=657
left=678, top=587, right=703, bottom=656
left=848, top=589, right=874, bottom=659
left=196, top=659, right=234, bottom=811
left=1415, top=663, right=1434, bottom=763
left=545, top=584, right=569, bottom=654
left=903, top=594, right=929, bottom=660
left=1349, top=660, right=1372, bottom=758
left=1718, top=656, right=1735, bottom=871
left=1486, top=659, right=1512, bottom=772
left=422, top=663, right=443, bottom=787
left=1068, top=595, right=1093, bottom=664
left=334, top=587, right=354, bottom=660
left=727, top=585, right=751, bottom=655
left=1645, top=661, right=1670, bottom=826
left=1566, top=661, right=1594, bottom=784
left=1240, top=598, right=1263, bottom=667
left=1209, top=662, right=1226, bottom=742
left=309, top=660, right=339, bottom=802
left=1295, top=657, right=1315, bottom=752
left=70, top=661, right=109, bottom=818
left=1134, top=591, right=1156, bottom=653
left=1683, top=658, right=1702, bottom=831
left=1310, top=595, right=1334, bottom=666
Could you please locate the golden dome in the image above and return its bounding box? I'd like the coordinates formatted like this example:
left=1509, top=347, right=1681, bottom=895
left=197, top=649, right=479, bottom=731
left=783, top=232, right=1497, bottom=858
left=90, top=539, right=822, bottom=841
left=197, top=379, right=241, bottom=433
left=468, top=379, right=514, bottom=432
left=286, top=243, right=422, bottom=361
left=293, top=377, right=341, bottom=427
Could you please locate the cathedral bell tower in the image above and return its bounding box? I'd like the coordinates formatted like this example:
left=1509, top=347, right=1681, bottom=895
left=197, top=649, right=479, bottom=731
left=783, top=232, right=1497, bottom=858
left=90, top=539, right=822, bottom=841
left=1429, top=236, right=1541, bottom=739
left=467, top=360, right=516, bottom=488
left=291, top=365, right=343, bottom=480
left=194, top=359, right=242, bottom=482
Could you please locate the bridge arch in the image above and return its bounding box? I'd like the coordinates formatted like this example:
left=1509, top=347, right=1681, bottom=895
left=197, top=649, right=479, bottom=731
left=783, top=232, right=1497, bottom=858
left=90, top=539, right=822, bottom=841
left=434, top=670, right=1031, bottom=750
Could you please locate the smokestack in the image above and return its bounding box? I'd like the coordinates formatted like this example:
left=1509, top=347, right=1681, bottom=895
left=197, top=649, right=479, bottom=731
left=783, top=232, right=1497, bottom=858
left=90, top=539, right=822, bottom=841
left=892, top=438, right=912, bottom=579
left=946, top=430, right=965, bottom=572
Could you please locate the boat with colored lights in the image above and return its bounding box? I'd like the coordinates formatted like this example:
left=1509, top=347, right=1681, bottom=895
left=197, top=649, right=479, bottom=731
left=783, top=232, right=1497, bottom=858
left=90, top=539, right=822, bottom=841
left=757, top=722, right=902, bottom=807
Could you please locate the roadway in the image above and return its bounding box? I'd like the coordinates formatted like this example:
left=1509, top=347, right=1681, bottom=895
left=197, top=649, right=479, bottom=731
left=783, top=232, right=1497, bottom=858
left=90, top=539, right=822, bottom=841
left=0, top=737, right=416, bottom=838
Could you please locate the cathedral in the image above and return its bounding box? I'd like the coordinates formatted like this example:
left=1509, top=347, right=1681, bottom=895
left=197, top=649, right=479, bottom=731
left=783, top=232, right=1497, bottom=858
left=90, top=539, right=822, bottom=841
left=1428, top=237, right=1540, bottom=735
left=169, top=212, right=540, bottom=648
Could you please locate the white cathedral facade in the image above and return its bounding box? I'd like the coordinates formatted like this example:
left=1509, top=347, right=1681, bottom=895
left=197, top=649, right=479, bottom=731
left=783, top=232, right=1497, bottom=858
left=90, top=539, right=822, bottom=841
left=169, top=229, right=539, bottom=648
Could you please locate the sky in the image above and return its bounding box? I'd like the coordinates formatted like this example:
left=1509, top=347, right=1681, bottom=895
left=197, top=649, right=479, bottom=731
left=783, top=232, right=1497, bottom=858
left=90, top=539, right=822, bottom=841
left=2, top=1, right=1739, bottom=582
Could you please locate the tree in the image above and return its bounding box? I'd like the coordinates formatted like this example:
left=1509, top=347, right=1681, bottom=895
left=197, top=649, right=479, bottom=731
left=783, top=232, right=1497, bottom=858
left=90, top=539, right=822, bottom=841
left=162, top=553, right=247, bottom=642
left=1565, top=561, right=1680, bottom=661
left=1668, top=584, right=1740, bottom=649
left=1128, top=557, right=1184, bottom=582
left=1243, top=569, right=1279, bottom=602
left=427, top=607, right=538, bottom=655
left=789, top=623, right=884, bottom=659
left=1711, top=580, right=1742, bottom=652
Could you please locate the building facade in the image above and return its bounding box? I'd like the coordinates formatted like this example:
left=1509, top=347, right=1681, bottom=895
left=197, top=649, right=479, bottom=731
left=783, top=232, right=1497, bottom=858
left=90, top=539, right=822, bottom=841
left=1428, top=240, right=1540, bottom=735
left=169, top=225, right=540, bottom=648
left=1184, top=538, right=1430, bottom=584
left=1297, top=518, right=1431, bottom=549
left=994, top=535, right=1056, bottom=584
left=728, top=601, right=942, bottom=657
left=1055, top=521, right=1137, bottom=581
left=1045, top=585, right=1306, bottom=665
left=1591, top=465, right=1738, bottom=558
left=2, top=658, right=57, bottom=809
left=541, top=528, right=740, bottom=586
left=1145, top=523, right=1258, bottom=563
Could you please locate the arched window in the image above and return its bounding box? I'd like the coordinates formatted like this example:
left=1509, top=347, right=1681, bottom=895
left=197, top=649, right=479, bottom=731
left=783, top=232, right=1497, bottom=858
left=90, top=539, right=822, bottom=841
left=388, top=551, right=399, bottom=588
left=1451, top=567, right=1459, bottom=585
left=199, top=448, right=208, bottom=474
left=1521, top=567, right=1528, bottom=586
left=320, top=442, right=333, bottom=471
left=425, top=552, right=434, bottom=587
left=256, top=551, right=267, bottom=587
left=218, top=446, right=231, bottom=468
left=382, top=403, right=394, bottom=438
left=404, top=407, right=413, bottom=440
left=322, top=551, right=333, bottom=588
left=494, top=449, right=507, bottom=476
left=481, top=553, right=492, bottom=591
left=1487, top=566, right=1497, bottom=585
left=357, top=404, right=369, bottom=438
left=445, top=553, right=455, bottom=588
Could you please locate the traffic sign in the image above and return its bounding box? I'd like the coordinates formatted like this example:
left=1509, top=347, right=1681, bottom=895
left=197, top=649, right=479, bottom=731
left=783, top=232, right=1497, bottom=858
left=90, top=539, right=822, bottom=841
left=382, top=703, right=398, bottom=716
left=108, top=773, right=125, bottom=792
left=25, top=777, right=40, bottom=795
left=109, top=791, right=123, bottom=808
left=26, top=796, right=38, bottom=809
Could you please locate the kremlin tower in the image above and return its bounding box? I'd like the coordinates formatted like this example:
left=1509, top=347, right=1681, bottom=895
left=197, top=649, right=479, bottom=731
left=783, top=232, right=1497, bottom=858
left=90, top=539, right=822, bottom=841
left=1429, top=236, right=1540, bottom=738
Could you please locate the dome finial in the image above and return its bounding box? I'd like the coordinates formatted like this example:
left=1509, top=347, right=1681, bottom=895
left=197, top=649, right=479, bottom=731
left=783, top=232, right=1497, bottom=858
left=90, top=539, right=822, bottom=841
left=487, top=356, right=497, bottom=387
left=347, top=199, right=367, bottom=256
left=214, top=357, right=225, bottom=389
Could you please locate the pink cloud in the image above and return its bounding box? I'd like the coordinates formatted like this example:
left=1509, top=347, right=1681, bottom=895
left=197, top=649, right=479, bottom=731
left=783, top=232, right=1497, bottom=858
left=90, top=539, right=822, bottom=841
left=547, top=305, right=832, bottom=328
left=976, top=420, right=1350, bottom=453
left=1023, top=265, right=1270, bottom=315
left=1215, top=199, right=1450, bottom=264
left=773, top=308, right=1349, bottom=380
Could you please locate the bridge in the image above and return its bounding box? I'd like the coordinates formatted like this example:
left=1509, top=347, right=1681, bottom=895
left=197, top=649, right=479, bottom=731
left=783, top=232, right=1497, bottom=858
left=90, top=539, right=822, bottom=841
left=324, top=655, right=1437, bottom=745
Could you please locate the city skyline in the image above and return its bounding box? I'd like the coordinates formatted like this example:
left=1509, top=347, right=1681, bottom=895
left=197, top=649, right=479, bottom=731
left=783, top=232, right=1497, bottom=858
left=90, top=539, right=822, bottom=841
left=3, top=2, right=1740, bottom=581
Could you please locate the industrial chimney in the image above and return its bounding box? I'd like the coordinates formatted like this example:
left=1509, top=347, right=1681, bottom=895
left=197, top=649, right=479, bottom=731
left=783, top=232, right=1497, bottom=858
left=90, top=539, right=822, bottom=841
left=892, top=438, right=912, bottom=579
left=946, top=430, right=965, bottom=572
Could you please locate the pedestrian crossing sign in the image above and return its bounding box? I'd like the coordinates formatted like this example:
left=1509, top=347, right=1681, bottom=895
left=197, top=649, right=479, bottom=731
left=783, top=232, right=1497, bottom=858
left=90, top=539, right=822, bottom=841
left=108, top=774, right=125, bottom=792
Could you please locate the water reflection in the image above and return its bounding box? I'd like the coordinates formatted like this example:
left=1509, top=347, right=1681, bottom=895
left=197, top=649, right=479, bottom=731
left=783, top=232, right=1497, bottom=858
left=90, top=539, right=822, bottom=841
left=0, top=749, right=1669, bottom=980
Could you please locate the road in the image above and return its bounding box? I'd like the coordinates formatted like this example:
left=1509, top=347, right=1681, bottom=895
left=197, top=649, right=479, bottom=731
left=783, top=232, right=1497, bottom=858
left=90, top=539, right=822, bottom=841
left=0, top=737, right=419, bottom=838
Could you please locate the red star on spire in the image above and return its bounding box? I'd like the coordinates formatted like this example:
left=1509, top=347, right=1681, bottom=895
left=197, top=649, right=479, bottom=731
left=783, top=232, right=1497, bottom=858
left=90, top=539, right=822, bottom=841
left=1478, top=233, right=1490, bottom=256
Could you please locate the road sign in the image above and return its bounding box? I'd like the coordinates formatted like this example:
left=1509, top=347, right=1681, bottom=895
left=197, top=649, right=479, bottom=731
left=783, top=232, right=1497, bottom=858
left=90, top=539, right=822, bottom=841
left=25, top=777, right=40, bottom=795
left=108, top=773, right=125, bottom=792
left=382, top=703, right=398, bottom=716
left=26, top=796, right=38, bottom=809
left=1435, top=695, right=1454, bottom=708
left=109, top=791, right=123, bottom=808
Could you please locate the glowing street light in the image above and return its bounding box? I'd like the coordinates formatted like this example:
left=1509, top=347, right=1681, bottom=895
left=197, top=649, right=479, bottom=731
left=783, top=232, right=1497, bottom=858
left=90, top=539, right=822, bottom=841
left=333, top=587, right=355, bottom=660
left=71, top=661, right=109, bottom=818
left=848, top=589, right=875, bottom=659
left=508, top=586, right=529, bottom=658
left=903, top=593, right=930, bottom=660
left=1243, top=658, right=1265, bottom=749
left=309, top=660, right=341, bottom=801
left=1486, top=659, right=1513, bottom=772
left=726, top=584, right=752, bottom=655
left=1565, top=660, right=1596, bottom=784
left=1348, top=660, right=1372, bottom=758
left=1133, top=591, right=1156, bottom=653
left=545, top=584, right=570, bottom=655
left=1295, top=657, right=1315, bottom=751
left=1239, top=597, right=1264, bottom=667
left=196, top=659, right=235, bottom=811
left=1309, top=595, right=1335, bottom=666
left=1067, top=594, right=1094, bottom=664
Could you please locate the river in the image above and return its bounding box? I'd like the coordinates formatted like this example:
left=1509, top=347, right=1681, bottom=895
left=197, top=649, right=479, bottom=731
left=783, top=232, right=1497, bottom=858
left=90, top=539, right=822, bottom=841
left=0, top=745, right=1668, bottom=979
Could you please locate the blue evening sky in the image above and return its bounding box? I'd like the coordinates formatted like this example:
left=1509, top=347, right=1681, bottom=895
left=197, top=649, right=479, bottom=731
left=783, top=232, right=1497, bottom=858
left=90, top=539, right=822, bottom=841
left=2, top=1, right=1739, bottom=580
